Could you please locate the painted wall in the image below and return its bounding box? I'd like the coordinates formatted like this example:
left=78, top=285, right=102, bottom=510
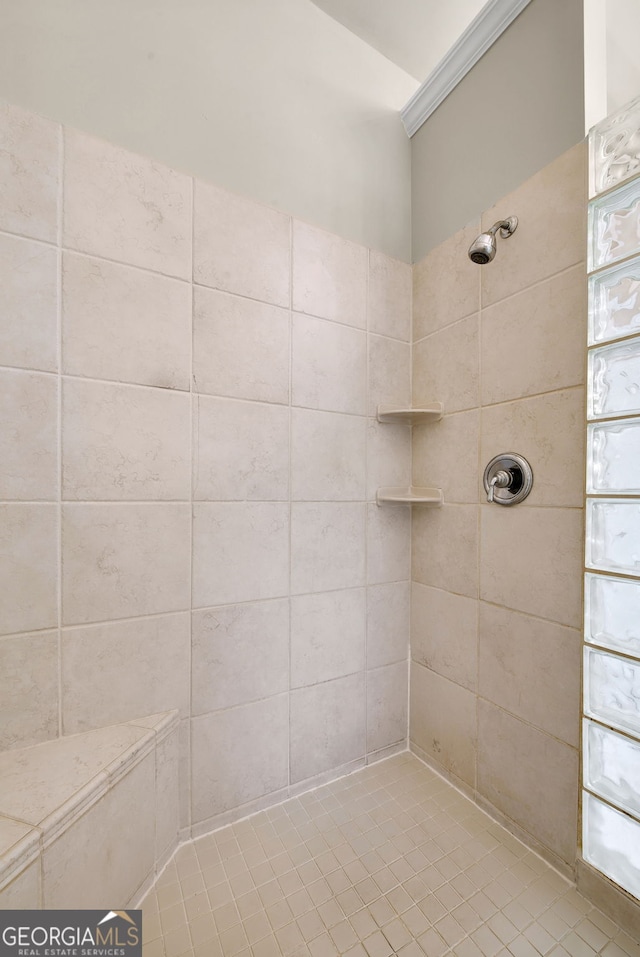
left=0, top=101, right=412, bottom=835
left=410, top=142, right=587, bottom=872
left=0, top=0, right=416, bottom=261
left=411, top=0, right=585, bottom=261
left=607, top=0, right=640, bottom=114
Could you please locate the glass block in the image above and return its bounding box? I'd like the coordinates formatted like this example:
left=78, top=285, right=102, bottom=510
left=584, top=646, right=640, bottom=737
left=583, top=791, right=640, bottom=899
left=585, top=573, right=640, bottom=658
left=588, top=177, right=640, bottom=270
left=586, top=499, right=640, bottom=576
left=584, top=720, right=640, bottom=821
left=588, top=339, right=640, bottom=419
left=587, top=419, right=640, bottom=492
left=590, top=93, right=640, bottom=197
left=588, top=255, right=640, bottom=344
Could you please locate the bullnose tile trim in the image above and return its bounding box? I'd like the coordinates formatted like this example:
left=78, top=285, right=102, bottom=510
left=400, top=0, right=533, bottom=137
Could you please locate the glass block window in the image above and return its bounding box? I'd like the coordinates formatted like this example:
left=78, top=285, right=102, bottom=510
left=587, top=419, right=640, bottom=493
left=585, top=573, right=640, bottom=658
left=583, top=793, right=640, bottom=900
left=588, top=177, right=640, bottom=271
left=588, top=339, right=640, bottom=419
left=585, top=96, right=640, bottom=902
left=584, top=647, right=640, bottom=737
left=588, top=255, right=640, bottom=345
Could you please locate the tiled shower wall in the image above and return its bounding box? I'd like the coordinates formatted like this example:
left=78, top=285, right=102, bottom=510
left=410, top=142, right=587, bottom=873
left=0, top=100, right=412, bottom=835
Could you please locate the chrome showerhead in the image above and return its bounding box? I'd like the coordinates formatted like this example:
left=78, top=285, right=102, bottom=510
left=468, top=216, right=518, bottom=264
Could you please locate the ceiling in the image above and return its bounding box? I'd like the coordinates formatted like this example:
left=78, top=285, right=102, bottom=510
left=309, top=0, right=488, bottom=82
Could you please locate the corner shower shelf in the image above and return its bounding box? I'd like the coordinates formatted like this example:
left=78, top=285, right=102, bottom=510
left=376, top=403, right=443, bottom=424
left=376, top=486, right=443, bottom=506
left=376, top=402, right=443, bottom=506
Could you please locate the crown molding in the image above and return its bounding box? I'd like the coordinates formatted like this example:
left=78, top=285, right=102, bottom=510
left=400, top=0, right=533, bottom=137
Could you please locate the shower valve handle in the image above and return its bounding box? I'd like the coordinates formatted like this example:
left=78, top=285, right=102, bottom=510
left=483, top=453, right=534, bottom=506
left=487, top=470, right=511, bottom=503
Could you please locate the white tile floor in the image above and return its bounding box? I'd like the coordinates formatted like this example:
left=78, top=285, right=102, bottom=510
left=140, top=753, right=638, bottom=957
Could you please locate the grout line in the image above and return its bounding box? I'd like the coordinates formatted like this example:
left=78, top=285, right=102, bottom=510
left=188, top=172, right=195, bottom=836
left=475, top=261, right=482, bottom=794
left=0, top=225, right=59, bottom=249
left=412, top=259, right=586, bottom=349
left=56, top=123, right=64, bottom=739
left=288, top=213, right=294, bottom=792
left=407, top=255, right=414, bottom=754
left=365, top=247, right=371, bottom=763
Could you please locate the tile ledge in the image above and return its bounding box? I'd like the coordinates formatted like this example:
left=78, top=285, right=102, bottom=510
left=0, top=712, right=177, bottom=887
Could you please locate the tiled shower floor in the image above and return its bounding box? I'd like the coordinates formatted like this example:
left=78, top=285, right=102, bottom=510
left=140, top=754, right=637, bottom=957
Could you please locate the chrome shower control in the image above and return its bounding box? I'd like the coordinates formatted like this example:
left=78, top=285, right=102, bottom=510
left=483, top=453, right=533, bottom=506
left=487, top=469, right=511, bottom=503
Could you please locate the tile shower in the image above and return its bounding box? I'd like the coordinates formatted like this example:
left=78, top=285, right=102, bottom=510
left=0, top=97, right=412, bottom=863
left=1, top=91, right=639, bottom=949
left=410, top=143, right=587, bottom=873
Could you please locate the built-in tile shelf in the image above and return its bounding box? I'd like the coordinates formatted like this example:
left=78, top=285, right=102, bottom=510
left=376, top=486, right=443, bottom=506
left=377, top=404, right=443, bottom=424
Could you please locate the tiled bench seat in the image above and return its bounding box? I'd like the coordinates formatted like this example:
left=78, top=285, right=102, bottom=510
left=0, top=711, right=179, bottom=908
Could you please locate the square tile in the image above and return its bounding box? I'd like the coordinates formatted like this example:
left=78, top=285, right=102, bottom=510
left=480, top=506, right=583, bottom=628
left=62, top=252, right=191, bottom=389
left=481, top=265, right=585, bottom=405
left=64, top=128, right=191, bottom=278
left=368, top=251, right=411, bottom=342
left=412, top=504, right=478, bottom=598
left=0, top=234, right=57, bottom=372
left=0, top=630, right=58, bottom=749
left=291, top=409, right=366, bottom=501
left=411, top=583, right=477, bottom=691
left=366, top=419, right=411, bottom=504
left=191, top=599, right=289, bottom=713
left=63, top=379, right=191, bottom=500
left=292, top=314, right=366, bottom=415
left=290, top=673, right=366, bottom=784
left=366, top=581, right=410, bottom=669
left=62, top=503, right=190, bottom=624
left=478, top=701, right=579, bottom=865
left=291, top=503, right=365, bottom=594
left=194, top=396, right=289, bottom=501
left=193, top=287, right=289, bottom=404
left=0, top=504, right=57, bottom=635
left=61, top=612, right=190, bottom=732
left=0, top=100, right=59, bottom=242
left=413, top=410, right=479, bottom=505
left=481, top=142, right=586, bottom=307
left=194, top=181, right=290, bottom=306
left=367, top=662, right=408, bottom=753
left=367, top=504, right=410, bottom=585
left=480, top=389, right=584, bottom=508
left=0, top=370, right=57, bottom=500
left=191, top=696, right=288, bottom=823
left=293, top=221, right=367, bottom=328
left=368, top=335, right=411, bottom=416
left=192, top=503, right=289, bottom=607
left=413, top=221, right=480, bottom=341
left=413, top=314, right=479, bottom=414
left=478, top=603, right=580, bottom=746
left=291, top=588, right=365, bottom=688
left=410, top=664, right=476, bottom=787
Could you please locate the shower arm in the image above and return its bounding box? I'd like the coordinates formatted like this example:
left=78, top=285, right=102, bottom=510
left=487, top=218, right=518, bottom=239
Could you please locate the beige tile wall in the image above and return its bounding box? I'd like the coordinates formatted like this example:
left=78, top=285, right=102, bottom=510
left=410, top=141, right=587, bottom=871
left=0, top=101, right=411, bottom=832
